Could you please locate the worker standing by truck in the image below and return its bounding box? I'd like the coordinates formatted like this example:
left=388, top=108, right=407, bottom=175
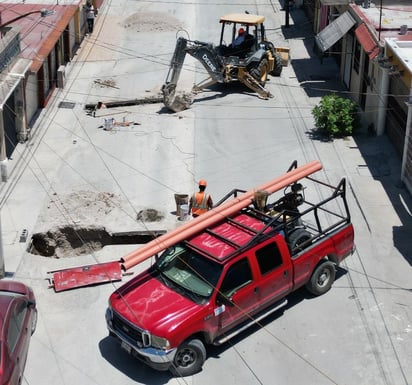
left=189, top=179, right=213, bottom=217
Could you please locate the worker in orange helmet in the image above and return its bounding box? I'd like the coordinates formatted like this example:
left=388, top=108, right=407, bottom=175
left=232, top=27, right=246, bottom=47
left=189, top=179, right=213, bottom=218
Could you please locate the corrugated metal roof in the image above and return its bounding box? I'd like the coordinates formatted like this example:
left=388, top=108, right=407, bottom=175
left=355, top=23, right=380, bottom=60
left=0, top=3, right=78, bottom=73
left=0, top=58, right=31, bottom=106
left=351, top=3, right=412, bottom=42
left=315, top=11, right=356, bottom=52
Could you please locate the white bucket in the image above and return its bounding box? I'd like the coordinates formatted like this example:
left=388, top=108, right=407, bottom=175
left=179, top=204, right=189, bottom=221
left=104, top=118, right=115, bottom=130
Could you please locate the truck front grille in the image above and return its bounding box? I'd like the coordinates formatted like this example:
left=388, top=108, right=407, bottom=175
left=112, top=311, right=150, bottom=347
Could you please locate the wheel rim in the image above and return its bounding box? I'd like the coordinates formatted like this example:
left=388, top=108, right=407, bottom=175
left=317, top=268, right=331, bottom=287
left=176, top=347, right=196, bottom=368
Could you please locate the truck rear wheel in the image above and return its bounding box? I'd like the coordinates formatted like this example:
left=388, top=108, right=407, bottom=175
left=170, top=338, right=206, bottom=377
left=306, top=261, right=336, bottom=296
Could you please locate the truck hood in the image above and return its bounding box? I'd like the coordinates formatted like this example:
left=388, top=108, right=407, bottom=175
left=110, top=272, right=203, bottom=333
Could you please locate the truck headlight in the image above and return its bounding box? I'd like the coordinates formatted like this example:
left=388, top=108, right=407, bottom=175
left=151, top=335, right=171, bottom=350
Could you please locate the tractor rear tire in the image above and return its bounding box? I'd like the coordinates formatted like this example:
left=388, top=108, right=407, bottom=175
left=270, top=52, right=283, bottom=77
left=250, top=58, right=269, bottom=86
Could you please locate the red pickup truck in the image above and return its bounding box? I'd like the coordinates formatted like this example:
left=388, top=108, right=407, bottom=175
left=106, top=162, right=355, bottom=376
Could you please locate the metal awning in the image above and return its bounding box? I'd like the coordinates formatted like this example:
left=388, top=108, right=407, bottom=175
left=355, top=23, right=380, bottom=60
left=0, top=58, right=31, bottom=107
left=315, top=11, right=356, bottom=52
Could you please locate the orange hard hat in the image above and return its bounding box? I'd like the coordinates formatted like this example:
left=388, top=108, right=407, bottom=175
left=238, top=27, right=245, bottom=34
left=198, top=179, right=207, bottom=187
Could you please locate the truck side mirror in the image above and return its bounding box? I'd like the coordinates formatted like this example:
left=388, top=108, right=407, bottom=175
left=216, top=292, right=234, bottom=307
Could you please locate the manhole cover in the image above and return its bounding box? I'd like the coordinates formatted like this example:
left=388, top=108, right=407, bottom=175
left=58, top=101, right=76, bottom=109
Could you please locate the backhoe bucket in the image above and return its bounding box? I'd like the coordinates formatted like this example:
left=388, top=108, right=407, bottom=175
left=162, top=84, right=193, bottom=112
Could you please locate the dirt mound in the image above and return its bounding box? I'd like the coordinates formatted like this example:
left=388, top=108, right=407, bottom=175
left=42, top=190, right=121, bottom=226
left=136, top=208, right=164, bottom=222
left=123, top=12, right=183, bottom=32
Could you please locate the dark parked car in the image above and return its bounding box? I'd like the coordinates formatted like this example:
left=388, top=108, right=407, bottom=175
left=0, top=280, right=37, bottom=385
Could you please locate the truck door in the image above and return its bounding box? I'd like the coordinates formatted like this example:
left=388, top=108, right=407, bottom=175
left=254, top=239, right=293, bottom=307
left=216, top=257, right=259, bottom=333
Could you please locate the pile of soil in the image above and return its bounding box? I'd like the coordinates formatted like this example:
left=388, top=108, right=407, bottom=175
left=123, top=12, right=183, bottom=32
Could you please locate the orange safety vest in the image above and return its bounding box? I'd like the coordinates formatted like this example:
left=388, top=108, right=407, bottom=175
left=191, top=192, right=210, bottom=216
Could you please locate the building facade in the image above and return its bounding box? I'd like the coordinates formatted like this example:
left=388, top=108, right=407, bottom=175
left=0, top=0, right=103, bottom=180
left=308, top=0, right=412, bottom=195
left=0, top=26, right=31, bottom=179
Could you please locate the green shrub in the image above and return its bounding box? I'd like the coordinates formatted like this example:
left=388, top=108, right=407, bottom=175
left=312, top=94, right=360, bottom=137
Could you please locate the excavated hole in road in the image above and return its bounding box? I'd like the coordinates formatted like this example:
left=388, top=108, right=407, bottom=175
left=29, top=225, right=165, bottom=258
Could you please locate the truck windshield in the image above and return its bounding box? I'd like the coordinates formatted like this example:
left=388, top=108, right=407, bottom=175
left=156, top=244, right=223, bottom=299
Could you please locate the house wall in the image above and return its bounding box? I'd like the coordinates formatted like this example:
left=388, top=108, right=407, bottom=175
left=69, top=17, right=76, bottom=55
left=313, top=1, right=412, bottom=195
left=349, top=39, right=362, bottom=104
left=363, top=62, right=380, bottom=131
left=26, top=74, right=39, bottom=126
left=403, top=118, right=412, bottom=193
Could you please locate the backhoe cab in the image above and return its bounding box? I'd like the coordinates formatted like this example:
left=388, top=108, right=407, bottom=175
left=162, top=13, right=289, bottom=112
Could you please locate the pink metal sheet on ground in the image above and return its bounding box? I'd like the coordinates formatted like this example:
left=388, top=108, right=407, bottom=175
left=50, top=261, right=122, bottom=292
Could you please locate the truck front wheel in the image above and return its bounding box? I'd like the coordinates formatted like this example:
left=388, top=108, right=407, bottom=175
left=170, top=338, right=206, bottom=377
left=306, top=261, right=336, bottom=296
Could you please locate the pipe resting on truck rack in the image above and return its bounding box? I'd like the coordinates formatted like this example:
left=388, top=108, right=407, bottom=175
left=120, top=160, right=322, bottom=271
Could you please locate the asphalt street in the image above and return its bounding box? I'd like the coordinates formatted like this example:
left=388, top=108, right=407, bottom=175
left=0, top=1, right=411, bottom=385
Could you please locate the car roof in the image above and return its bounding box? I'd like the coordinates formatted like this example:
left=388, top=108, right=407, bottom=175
left=0, top=294, right=16, bottom=329
left=0, top=280, right=29, bottom=295
left=219, top=13, right=265, bottom=25
left=186, top=212, right=274, bottom=262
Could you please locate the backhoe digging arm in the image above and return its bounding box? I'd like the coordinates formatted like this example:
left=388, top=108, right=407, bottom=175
left=162, top=37, right=224, bottom=112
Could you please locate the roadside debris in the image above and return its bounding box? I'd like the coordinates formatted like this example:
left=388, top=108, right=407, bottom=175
left=47, top=261, right=131, bottom=292
left=102, top=117, right=140, bottom=131
left=85, top=96, right=163, bottom=116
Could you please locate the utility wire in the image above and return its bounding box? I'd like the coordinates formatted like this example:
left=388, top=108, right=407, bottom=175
left=3, top=1, right=410, bottom=384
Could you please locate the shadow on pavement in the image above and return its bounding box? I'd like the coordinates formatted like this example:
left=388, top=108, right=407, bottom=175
left=208, top=270, right=348, bottom=360
left=351, top=134, right=412, bottom=266
left=281, top=7, right=346, bottom=98
left=98, top=267, right=349, bottom=379
left=99, top=336, right=171, bottom=384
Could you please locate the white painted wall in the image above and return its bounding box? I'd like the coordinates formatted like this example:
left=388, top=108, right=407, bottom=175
left=26, top=73, right=39, bottom=126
